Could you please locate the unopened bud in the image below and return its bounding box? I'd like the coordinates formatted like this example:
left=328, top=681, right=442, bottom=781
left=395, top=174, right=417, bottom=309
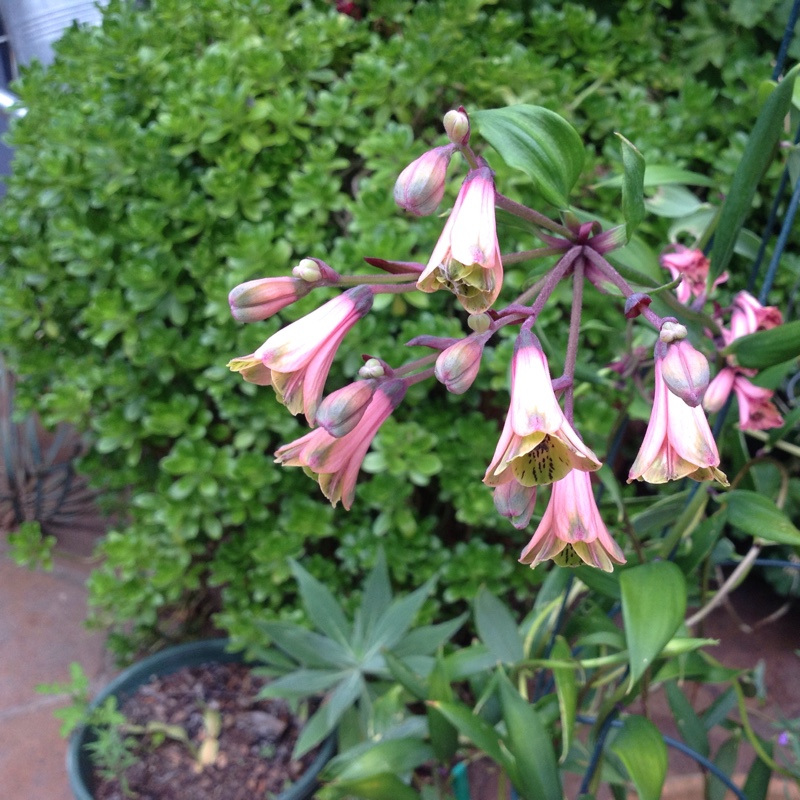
left=659, top=320, right=688, bottom=343
left=393, top=144, right=455, bottom=216
left=292, top=258, right=322, bottom=282
left=228, top=277, right=310, bottom=323
left=434, top=334, right=488, bottom=394
left=624, top=293, right=652, bottom=319
left=467, top=312, right=491, bottom=334
left=443, top=107, right=470, bottom=145
left=317, top=381, right=376, bottom=437
left=660, top=339, right=710, bottom=407
left=359, top=358, right=385, bottom=379
left=493, top=481, right=537, bottom=530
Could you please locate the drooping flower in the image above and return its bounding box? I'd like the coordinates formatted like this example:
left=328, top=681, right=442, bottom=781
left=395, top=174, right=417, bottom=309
left=628, top=347, right=728, bottom=485
left=519, top=469, right=626, bottom=572
left=660, top=245, right=726, bottom=304
left=483, top=330, right=601, bottom=488
left=726, top=291, right=783, bottom=343
left=704, top=368, right=783, bottom=431
left=228, top=286, right=373, bottom=425
left=274, top=379, right=406, bottom=509
left=394, top=144, right=456, bottom=217
left=417, top=165, right=503, bottom=314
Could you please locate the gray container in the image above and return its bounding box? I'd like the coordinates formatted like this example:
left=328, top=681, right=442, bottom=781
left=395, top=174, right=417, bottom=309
left=0, top=0, right=108, bottom=70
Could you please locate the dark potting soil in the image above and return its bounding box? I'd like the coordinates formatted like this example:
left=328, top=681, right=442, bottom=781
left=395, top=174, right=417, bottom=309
left=92, top=662, right=322, bottom=800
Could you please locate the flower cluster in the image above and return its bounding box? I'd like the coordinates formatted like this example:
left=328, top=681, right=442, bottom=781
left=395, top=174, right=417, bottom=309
left=658, top=248, right=785, bottom=432
left=226, top=108, right=743, bottom=573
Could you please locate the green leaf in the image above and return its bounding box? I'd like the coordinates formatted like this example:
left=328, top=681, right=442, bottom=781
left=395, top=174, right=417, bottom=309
left=293, top=671, right=364, bottom=757
left=595, top=165, right=716, bottom=189
left=391, top=613, right=468, bottom=659
left=332, top=737, right=434, bottom=782
left=497, top=670, right=562, bottom=800
left=474, top=587, right=524, bottom=664
left=361, top=548, right=393, bottom=639
left=368, top=576, right=436, bottom=653
left=616, top=133, right=645, bottom=241
left=471, top=105, right=584, bottom=207
left=742, top=744, right=773, bottom=800
left=431, top=700, right=506, bottom=766
left=620, top=561, right=686, bottom=687
left=609, top=715, right=667, bottom=800
left=551, top=637, right=577, bottom=763
left=323, top=773, right=422, bottom=800
left=708, top=737, right=740, bottom=800
left=258, top=621, right=352, bottom=669
left=381, top=650, right=427, bottom=702
left=723, top=490, right=800, bottom=545
left=722, top=320, right=800, bottom=369
left=427, top=654, right=458, bottom=762
left=664, top=681, right=709, bottom=757
left=674, top=508, right=728, bottom=576
left=257, top=669, right=347, bottom=699
left=710, top=65, right=800, bottom=282
left=290, top=560, right=352, bottom=647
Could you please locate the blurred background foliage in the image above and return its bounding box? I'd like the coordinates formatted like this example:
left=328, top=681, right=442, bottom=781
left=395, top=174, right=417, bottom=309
left=0, top=0, right=797, bottom=658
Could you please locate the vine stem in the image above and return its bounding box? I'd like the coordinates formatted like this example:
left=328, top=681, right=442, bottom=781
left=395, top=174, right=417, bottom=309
left=685, top=543, right=762, bottom=627
left=338, top=272, right=422, bottom=286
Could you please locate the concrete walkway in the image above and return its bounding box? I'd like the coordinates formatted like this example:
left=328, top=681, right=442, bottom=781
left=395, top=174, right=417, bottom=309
left=0, top=536, right=112, bottom=800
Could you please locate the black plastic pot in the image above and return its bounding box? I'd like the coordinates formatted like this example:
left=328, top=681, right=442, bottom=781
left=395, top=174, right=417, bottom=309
left=66, top=637, right=336, bottom=800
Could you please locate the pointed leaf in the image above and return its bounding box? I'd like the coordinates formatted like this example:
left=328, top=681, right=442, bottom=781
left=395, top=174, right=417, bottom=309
left=293, top=671, right=364, bottom=758
left=427, top=653, right=458, bottom=762
left=723, top=490, right=800, bottom=546
left=722, top=320, right=800, bottom=369
left=664, top=681, right=709, bottom=757
left=290, top=560, right=352, bottom=646
left=472, top=105, right=584, bottom=207
left=381, top=650, right=427, bottom=702
left=368, top=577, right=436, bottom=653
left=259, top=621, right=353, bottom=669
left=742, top=744, right=773, bottom=800
left=324, top=773, right=422, bottom=800
left=258, top=669, right=348, bottom=700
left=430, top=700, right=507, bottom=766
left=497, top=670, right=562, bottom=800
left=475, top=588, right=524, bottom=664
left=361, top=548, right=393, bottom=638
left=609, top=715, right=667, bottom=800
left=391, top=613, right=468, bottom=658
left=620, top=561, right=686, bottom=687
left=710, top=65, right=800, bottom=282
left=595, top=164, right=716, bottom=189
left=334, top=738, right=434, bottom=782
left=708, top=737, right=740, bottom=800
left=616, top=133, right=645, bottom=241
left=551, top=636, right=578, bottom=762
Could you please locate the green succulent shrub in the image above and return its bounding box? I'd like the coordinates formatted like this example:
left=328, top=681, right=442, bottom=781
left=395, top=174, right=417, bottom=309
left=0, top=0, right=792, bottom=657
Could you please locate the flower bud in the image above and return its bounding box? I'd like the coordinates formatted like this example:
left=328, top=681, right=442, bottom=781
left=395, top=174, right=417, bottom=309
left=443, top=107, right=470, bottom=145
left=493, top=481, right=537, bottom=530
left=359, top=358, right=385, bottom=379
left=434, top=333, right=488, bottom=394
left=467, top=312, right=491, bottom=334
left=660, top=339, right=710, bottom=407
left=393, top=144, right=455, bottom=216
left=659, top=320, right=688, bottom=343
left=292, top=258, right=322, bottom=282
left=317, top=380, right=376, bottom=437
left=624, top=293, right=652, bottom=319
left=228, top=277, right=311, bottom=323
left=703, top=367, right=735, bottom=414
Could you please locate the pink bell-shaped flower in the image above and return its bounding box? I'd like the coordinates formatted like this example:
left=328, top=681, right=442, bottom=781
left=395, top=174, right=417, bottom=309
left=519, top=469, right=626, bottom=572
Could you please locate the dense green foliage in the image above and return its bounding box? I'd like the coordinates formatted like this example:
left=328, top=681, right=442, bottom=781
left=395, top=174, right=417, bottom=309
left=0, top=0, right=794, bottom=656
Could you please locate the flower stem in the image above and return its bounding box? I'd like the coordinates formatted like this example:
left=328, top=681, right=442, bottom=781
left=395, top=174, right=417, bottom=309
left=494, top=192, right=573, bottom=237
left=338, top=273, right=421, bottom=286
left=563, top=256, right=585, bottom=421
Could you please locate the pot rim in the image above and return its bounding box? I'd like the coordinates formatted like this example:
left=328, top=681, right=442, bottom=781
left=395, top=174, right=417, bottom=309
left=66, top=637, right=336, bottom=800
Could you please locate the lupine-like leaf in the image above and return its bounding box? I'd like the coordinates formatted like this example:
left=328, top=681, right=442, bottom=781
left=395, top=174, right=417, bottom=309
left=290, top=559, right=352, bottom=647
